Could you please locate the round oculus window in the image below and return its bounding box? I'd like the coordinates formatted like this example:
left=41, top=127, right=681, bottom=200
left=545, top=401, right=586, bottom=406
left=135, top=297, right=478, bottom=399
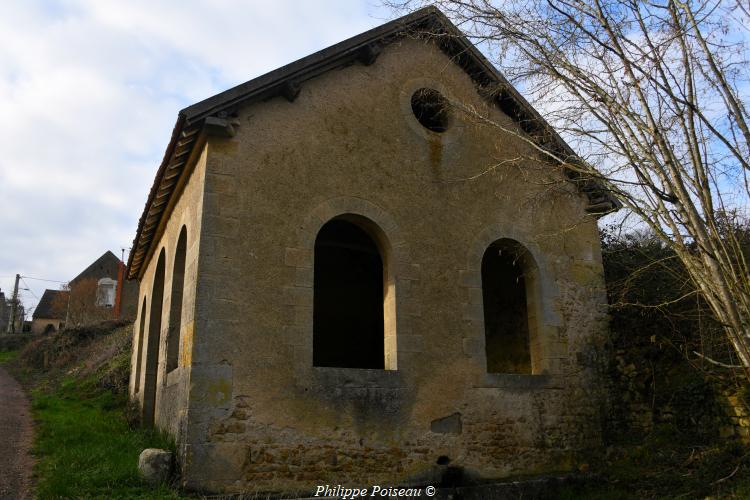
left=410, top=88, right=450, bottom=133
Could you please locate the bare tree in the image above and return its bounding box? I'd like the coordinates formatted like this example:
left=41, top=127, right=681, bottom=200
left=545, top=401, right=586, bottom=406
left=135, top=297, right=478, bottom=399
left=390, top=0, right=750, bottom=372
left=62, top=278, right=114, bottom=326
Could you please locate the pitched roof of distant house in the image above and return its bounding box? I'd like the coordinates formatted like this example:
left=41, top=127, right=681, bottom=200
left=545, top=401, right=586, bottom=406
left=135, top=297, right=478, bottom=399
left=70, top=251, right=120, bottom=286
left=33, top=289, right=69, bottom=320
left=126, top=6, right=620, bottom=280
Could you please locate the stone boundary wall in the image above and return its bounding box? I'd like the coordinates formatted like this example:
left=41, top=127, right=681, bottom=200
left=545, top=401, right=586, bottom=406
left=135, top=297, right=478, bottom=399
left=0, top=334, right=41, bottom=352
left=609, top=346, right=748, bottom=444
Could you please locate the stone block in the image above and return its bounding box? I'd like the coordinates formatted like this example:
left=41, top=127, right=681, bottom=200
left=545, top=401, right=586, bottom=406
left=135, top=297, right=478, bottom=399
left=462, top=336, right=483, bottom=357
left=283, top=286, right=313, bottom=306
left=284, top=247, right=312, bottom=268
left=205, top=172, right=237, bottom=194
left=459, top=269, right=481, bottom=288
left=294, top=266, right=314, bottom=287
left=293, top=305, right=313, bottom=327
left=398, top=335, right=425, bottom=353
left=185, top=443, right=247, bottom=482
left=190, top=364, right=233, bottom=409
left=138, top=448, right=174, bottom=485
left=467, top=286, right=483, bottom=305
left=399, top=262, right=421, bottom=280
left=203, top=215, right=239, bottom=237
left=430, top=412, right=462, bottom=434
left=463, top=302, right=483, bottom=321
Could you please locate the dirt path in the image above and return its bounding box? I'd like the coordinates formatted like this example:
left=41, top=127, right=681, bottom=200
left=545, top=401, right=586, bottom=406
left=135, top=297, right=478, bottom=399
left=0, top=366, right=34, bottom=499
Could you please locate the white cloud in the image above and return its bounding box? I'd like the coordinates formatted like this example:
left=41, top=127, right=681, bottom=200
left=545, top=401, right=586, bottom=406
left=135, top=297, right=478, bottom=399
left=0, top=0, right=391, bottom=314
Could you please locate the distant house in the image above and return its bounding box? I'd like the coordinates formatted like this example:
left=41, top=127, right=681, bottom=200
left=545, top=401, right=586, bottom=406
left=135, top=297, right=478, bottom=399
left=31, top=289, right=69, bottom=334
left=66, top=251, right=138, bottom=326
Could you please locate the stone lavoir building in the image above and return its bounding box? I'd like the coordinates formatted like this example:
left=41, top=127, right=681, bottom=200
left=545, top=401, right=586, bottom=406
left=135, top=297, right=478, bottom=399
left=127, top=7, right=619, bottom=494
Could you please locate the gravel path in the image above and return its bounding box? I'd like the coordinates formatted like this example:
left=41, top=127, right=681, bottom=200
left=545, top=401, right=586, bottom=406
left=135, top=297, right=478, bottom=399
left=0, top=366, right=33, bottom=499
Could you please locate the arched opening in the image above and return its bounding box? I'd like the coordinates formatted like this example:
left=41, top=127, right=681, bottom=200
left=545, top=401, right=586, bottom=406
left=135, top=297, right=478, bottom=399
left=143, top=249, right=165, bottom=426
left=313, top=216, right=392, bottom=369
left=166, top=227, right=187, bottom=373
left=134, top=296, right=147, bottom=393
left=411, top=88, right=451, bottom=133
left=481, top=239, right=539, bottom=374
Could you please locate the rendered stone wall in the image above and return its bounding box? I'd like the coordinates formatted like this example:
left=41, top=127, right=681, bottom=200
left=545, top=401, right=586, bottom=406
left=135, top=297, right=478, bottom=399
left=31, top=318, right=64, bottom=334
left=129, top=146, right=207, bottom=441
left=180, top=37, right=609, bottom=493
left=0, top=333, right=41, bottom=351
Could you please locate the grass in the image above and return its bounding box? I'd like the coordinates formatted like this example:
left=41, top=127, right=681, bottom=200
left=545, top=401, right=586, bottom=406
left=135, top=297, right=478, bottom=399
left=9, top=323, right=190, bottom=498
left=0, top=350, right=18, bottom=364
left=31, top=374, right=185, bottom=499
left=23, top=326, right=191, bottom=499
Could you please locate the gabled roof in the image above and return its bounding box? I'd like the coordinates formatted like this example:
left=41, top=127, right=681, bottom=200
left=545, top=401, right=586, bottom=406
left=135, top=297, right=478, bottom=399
left=71, top=251, right=120, bottom=285
left=33, top=289, right=69, bottom=320
left=127, top=6, right=620, bottom=280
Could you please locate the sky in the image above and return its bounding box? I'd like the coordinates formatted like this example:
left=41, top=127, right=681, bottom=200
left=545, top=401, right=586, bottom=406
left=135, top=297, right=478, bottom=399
left=0, top=0, right=396, bottom=317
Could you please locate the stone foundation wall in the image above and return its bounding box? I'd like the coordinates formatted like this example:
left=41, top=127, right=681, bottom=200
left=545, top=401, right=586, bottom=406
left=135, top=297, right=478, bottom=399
left=182, top=376, right=606, bottom=493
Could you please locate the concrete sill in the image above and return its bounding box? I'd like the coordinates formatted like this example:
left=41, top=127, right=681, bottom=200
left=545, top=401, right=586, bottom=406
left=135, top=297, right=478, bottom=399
left=310, top=366, right=403, bottom=388
left=476, top=373, right=564, bottom=391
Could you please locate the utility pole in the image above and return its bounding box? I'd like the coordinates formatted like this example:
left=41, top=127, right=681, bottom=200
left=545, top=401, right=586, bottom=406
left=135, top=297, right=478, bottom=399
left=8, top=274, right=19, bottom=334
